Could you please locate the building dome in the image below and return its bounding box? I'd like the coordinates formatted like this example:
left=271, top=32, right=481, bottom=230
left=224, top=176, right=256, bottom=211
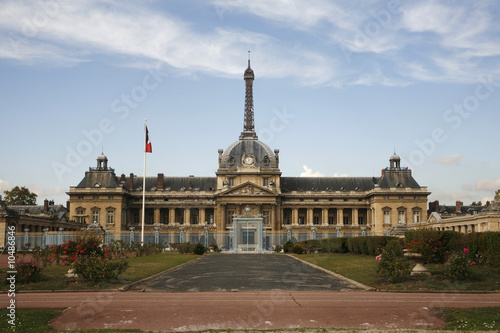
left=220, top=138, right=278, bottom=169
left=390, top=152, right=401, bottom=161
left=97, top=152, right=108, bottom=161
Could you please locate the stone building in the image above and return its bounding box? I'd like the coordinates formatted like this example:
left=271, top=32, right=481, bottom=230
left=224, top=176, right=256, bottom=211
left=0, top=199, right=85, bottom=248
left=67, top=59, right=430, bottom=239
left=425, top=191, right=500, bottom=232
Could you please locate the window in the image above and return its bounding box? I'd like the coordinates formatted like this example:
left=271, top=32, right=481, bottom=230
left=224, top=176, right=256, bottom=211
left=343, top=216, right=349, bottom=225
left=383, top=211, right=390, bottom=224
left=262, top=211, right=270, bottom=224
left=92, top=210, right=99, bottom=224
left=107, top=210, right=114, bottom=224
left=413, top=211, right=420, bottom=223
left=358, top=216, right=364, bottom=225
left=284, top=212, right=291, bottom=225
left=398, top=211, right=405, bottom=224
left=399, top=196, right=404, bottom=200
left=328, top=216, right=335, bottom=225
left=263, top=178, right=269, bottom=186
left=228, top=178, right=234, bottom=186
left=298, top=216, right=305, bottom=225
left=93, top=195, right=99, bottom=200
left=227, top=211, right=234, bottom=225
left=76, top=208, right=86, bottom=223
left=133, top=212, right=139, bottom=224
left=108, top=196, right=114, bottom=200
left=78, top=195, right=84, bottom=200
left=313, top=216, right=320, bottom=225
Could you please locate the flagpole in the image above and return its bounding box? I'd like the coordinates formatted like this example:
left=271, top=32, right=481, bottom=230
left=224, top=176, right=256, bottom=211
left=141, top=118, right=147, bottom=246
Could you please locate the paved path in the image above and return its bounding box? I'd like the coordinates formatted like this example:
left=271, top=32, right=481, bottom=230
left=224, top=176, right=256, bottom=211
left=6, top=291, right=500, bottom=331
left=131, top=254, right=362, bottom=292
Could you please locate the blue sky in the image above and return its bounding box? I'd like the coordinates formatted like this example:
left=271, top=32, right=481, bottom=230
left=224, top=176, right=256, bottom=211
left=1, top=0, right=500, bottom=207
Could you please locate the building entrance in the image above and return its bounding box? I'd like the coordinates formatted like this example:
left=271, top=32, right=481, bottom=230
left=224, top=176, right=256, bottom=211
left=232, top=207, right=264, bottom=253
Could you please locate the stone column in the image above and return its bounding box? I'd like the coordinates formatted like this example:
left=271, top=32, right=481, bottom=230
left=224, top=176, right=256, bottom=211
left=292, top=208, right=299, bottom=225
left=352, top=208, right=359, bottom=226
left=271, top=204, right=277, bottom=230
left=169, top=208, right=175, bottom=225
left=322, top=208, right=328, bottom=225
left=184, top=208, right=191, bottom=225
left=337, top=208, right=343, bottom=226
left=199, top=208, right=206, bottom=225
left=307, top=208, right=313, bottom=226
left=154, top=208, right=160, bottom=225
left=219, top=204, right=226, bottom=231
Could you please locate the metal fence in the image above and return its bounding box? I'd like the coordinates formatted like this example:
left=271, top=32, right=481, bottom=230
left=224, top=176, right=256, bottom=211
left=8, top=228, right=382, bottom=252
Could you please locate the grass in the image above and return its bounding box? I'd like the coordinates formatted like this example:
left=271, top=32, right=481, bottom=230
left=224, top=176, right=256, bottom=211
left=432, top=306, right=500, bottom=331
left=0, top=253, right=199, bottom=291
left=296, top=253, right=500, bottom=291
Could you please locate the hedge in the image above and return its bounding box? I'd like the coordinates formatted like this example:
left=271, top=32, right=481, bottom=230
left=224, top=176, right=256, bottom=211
left=296, top=236, right=399, bottom=255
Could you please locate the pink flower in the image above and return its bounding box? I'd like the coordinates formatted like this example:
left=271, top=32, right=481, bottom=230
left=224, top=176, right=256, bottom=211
left=472, top=261, right=476, bottom=265
left=464, top=248, right=469, bottom=254
left=375, top=254, right=382, bottom=261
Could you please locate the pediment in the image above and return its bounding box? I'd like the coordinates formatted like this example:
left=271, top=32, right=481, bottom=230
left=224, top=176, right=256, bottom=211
left=219, top=182, right=276, bottom=197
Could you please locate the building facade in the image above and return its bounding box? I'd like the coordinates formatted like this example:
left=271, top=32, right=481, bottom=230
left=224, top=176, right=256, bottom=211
left=425, top=191, right=500, bottom=232
left=67, top=60, right=430, bottom=239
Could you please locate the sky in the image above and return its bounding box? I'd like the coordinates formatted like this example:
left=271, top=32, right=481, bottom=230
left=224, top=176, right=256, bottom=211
left=1, top=0, right=500, bottom=208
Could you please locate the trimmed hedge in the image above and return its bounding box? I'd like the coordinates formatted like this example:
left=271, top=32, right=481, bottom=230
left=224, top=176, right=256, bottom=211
left=296, top=236, right=399, bottom=255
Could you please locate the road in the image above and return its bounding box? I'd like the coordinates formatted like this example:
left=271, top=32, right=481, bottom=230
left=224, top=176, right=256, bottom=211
left=5, top=291, right=500, bottom=331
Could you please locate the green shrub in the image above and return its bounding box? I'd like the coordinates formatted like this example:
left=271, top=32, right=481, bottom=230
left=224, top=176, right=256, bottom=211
left=177, top=242, right=195, bottom=254
left=291, top=243, right=304, bottom=254
left=376, top=249, right=411, bottom=283
left=296, top=240, right=321, bottom=253
left=274, top=245, right=282, bottom=253
left=282, top=240, right=294, bottom=253
left=319, top=238, right=347, bottom=253
left=193, top=243, right=206, bottom=255
left=73, top=255, right=128, bottom=283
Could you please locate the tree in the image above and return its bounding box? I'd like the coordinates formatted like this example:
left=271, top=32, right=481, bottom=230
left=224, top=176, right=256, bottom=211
left=3, top=186, right=37, bottom=205
left=471, top=201, right=482, bottom=206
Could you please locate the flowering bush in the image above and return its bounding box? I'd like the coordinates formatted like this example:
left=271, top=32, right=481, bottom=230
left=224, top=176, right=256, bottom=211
left=72, top=255, right=128, bottom=283
left=15, top=260, right=43, bottom=284
left=405, top=237, right=444, bottom=264
left=446, top=248, right=474, bottom=281
left=376, top=249, right=411, bottom=283
left=54, top=240, right=108, bottom=266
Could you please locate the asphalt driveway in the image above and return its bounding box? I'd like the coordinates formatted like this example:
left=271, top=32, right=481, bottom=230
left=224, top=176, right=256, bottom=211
left=130, top=254, right=363, bottom=292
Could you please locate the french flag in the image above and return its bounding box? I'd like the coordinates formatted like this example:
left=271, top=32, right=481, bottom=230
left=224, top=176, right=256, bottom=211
left=145, top=126, right=152, bottom=153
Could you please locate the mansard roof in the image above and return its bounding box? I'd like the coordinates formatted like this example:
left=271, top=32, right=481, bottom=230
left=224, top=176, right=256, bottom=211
left=127, top=176, right=217, bottom=192
left=77, top=171, right=120, bottom=188
left=378, top=171, right=421, bottom=188
left=281, top=177, right=379, bottom=193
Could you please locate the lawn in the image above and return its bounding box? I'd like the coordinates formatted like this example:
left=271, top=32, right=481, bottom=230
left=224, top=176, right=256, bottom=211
left=0, top=253, right=199, bottom=291
left=297, top=253, right=500, bottom=292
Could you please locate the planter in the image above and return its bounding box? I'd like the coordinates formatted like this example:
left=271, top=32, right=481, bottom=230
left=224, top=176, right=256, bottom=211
left=404, top=251, right=431, bottom=276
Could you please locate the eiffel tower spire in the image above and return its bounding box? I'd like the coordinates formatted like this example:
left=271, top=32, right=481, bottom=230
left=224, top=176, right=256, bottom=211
left=240, top=51, right=257, bottom=139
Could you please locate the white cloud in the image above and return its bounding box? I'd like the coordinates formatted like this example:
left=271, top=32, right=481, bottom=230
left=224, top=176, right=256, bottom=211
left=1, top=0, right=500, bottom=86
left=434, top=153, right=462, bottom=165
left=475, top=178, right=500, bottom=192
left=333, top=172, right=348, bottom=177
left=0, top=179, right=13, bottom=193
left=300, top=165, right=324, bottom=177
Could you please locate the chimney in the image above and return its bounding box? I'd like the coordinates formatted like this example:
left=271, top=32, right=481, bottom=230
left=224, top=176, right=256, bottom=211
left=434, top=200, right=439, bottom=212
left=381, top=169, right=385, bottom=177
left=157, top=173, right=164, bottom=190
left=49, top=200, right=54, bottom=206
left=456, top=200, right=463, bottom=214
left=129, top=173, right=135, bottom=190
left=120, top=174, right=126, bottom=182
left=66, top=200, right=70, bottom=211
left=44, top=199, right=49, bottom=212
